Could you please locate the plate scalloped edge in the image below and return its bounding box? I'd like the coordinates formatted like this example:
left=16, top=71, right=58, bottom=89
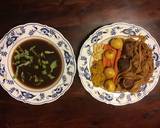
left=77, top=22, right=160, bottom=106
left=0, top=23, right=76, bottom=105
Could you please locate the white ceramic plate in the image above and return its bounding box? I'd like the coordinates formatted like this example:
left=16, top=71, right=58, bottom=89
left=0, top=23, right=76, bottom=105
left=78, top=22, right=160, bottom=106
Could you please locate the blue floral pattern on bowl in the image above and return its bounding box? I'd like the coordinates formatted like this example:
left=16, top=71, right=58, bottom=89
left=0, top=23, right=76, bottom=105
left=78, top=22, right=160, bottom=106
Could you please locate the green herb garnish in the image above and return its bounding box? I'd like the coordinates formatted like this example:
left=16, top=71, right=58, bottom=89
left=21, top=71, right=25, bottom=82
left=48, top=74, right=55, bottom=79
left=44, top=51, right=54, bottom=54
left=29, top=45, right=36, bottom=51
left=15, top=61, right=31, bottom=78
left=40, top=52, right=45, bottom=57
left=42, top=60, right=49, bottom=65
left=50, top=60, right=57, bottom=72
left=34, top=65, right=39, bottom=69
left=29, top=76, right=33, bottom=81
left=42, top=70, right=47, bottom=75
left=14, top=60, right=20, bottom=65
left=34, top=75, right=39, bottom=83
left=42, top=64, right=47, bottom=69
left=13, top=44, right=58, bottom=86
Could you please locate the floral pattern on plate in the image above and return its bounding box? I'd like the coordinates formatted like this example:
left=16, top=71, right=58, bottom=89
left=0, top=23, right=76, bottom=105
left=78, top=22, right=160, bottom=106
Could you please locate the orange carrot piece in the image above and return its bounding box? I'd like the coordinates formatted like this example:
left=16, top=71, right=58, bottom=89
left=104, top=44, right=112, bottom=50
left=113, top=49, right=121, bottom=82
left=103, top=44, right=117, bottom=67
left=103, top=55, right=111, bottom=67
left=110, top=49, right=116, bottom=66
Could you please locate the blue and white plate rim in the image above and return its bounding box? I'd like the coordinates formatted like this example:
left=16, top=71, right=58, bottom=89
left=77, top=22, right=160, bottom=106
left=0, top=22, right=76, bottom=105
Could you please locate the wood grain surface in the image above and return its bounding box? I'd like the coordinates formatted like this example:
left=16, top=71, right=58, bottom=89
left=0, top=0, right=160, bottom=128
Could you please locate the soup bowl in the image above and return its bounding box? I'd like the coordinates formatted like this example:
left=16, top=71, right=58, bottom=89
left=8, top=36, right=65, bottom=92
left=0, top=23, right=76, bottom=105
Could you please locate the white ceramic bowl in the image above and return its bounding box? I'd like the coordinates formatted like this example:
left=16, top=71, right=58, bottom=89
left=0, top=23, right=76, bottom=105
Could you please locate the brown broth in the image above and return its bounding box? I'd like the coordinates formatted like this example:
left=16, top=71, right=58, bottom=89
left=11, top=39, right=62, bottom=89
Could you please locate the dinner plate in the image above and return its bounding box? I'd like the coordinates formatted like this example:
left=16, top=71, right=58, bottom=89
left=78, top=22, right=160, bottom=106
left=0, top=23, right=76, bottom=105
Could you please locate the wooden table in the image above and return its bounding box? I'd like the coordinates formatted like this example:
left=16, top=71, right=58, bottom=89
left=0, top=0, right=160, bottom=128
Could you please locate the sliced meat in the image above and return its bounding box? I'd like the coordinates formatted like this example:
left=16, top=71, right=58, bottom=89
left=118, top=58, right=130, bottom=72
left=120, top=78, right=135, bottom=90
left=122, top=39, right=135, bottom=57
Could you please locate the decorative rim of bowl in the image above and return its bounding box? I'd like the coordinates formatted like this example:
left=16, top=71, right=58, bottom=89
left=0, top=23, right=76, bottom=105
left=78, top=22, right=160, bottom=106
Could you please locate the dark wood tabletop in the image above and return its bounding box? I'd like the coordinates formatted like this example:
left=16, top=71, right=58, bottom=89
left=0, top=0, right=160, bottom=128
